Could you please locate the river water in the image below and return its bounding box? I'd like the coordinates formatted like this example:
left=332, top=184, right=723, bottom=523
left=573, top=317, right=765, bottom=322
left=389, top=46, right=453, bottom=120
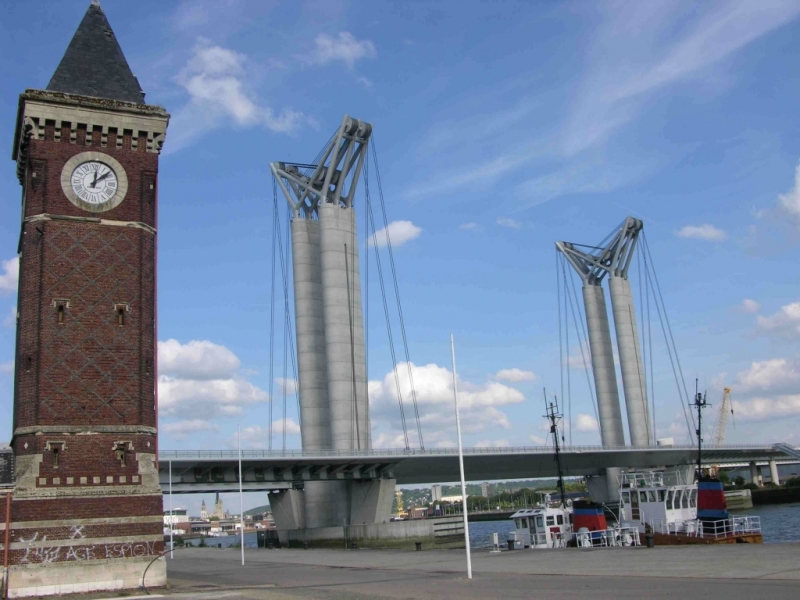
left=186, top=503, right=800, bottom=550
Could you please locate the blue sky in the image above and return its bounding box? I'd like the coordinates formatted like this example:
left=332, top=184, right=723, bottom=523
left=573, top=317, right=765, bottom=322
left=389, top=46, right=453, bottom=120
left=2, top=1, right=800, bottom=511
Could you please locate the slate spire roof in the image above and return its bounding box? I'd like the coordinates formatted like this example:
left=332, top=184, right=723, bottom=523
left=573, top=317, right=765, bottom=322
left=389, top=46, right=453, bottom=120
left=46, top=1, right=145, bottom=104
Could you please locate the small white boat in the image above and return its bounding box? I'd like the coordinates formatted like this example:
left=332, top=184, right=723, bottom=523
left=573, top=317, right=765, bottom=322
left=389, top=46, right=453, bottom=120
left=508, top=505, right=572, bottom=549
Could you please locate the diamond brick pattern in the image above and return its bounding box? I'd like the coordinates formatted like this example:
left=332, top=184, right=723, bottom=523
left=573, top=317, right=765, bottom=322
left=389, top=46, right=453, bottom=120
left=32, top=221, right=155, bottom=426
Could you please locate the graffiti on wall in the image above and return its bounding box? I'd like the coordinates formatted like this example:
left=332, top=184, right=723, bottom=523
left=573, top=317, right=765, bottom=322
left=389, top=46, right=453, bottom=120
left=17, top=531, right=158, bottom=564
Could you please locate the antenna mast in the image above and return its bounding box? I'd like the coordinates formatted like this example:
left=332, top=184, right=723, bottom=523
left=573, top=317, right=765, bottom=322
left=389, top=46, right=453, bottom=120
left=544, top=390, right=568, bottom=508
left=691, top=379, right=710, bottom=480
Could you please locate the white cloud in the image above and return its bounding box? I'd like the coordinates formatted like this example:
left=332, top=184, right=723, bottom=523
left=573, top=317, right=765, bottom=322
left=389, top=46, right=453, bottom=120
left=159, top=375, right=269, bottom=418
left=733, top=395, right=800, bottom=421
left=0, top=257, right=19, bottom=296
left=566, top=340, right=594, bottom=370
left=372, top=432, right=408, bottom=448
left=276, top=377, right=297, bottom=396
left=529, top=434, right=547, bottom=445
left=574, top=413, right=599, bottom=432
left=369, top=220, right=422, bottom=248
left=404, top=147, right=545, bottom=200
left=159, top=339, right=240, bottom=380
left=356, top=77, right=373, bottom=89
left=157, top=339, right=269, bottom=418
left=475, top=439, right=510, bottom=448
left=0, top=360, right=13, bottom=375
left=676, top=224, right=727, bottom=242
left=272, top=418, right=301, bottom=436
left=459, top=223, right=480, bottom=231
left=493, top=368, right=537, bottom=383
left=757, top=302, right=800, bottom=338
left=741, top=299, right=761, bottom=314
left=777, top=160, right=800, bottom=225
left=169, top=40, right=308, bottom=151
left=734, top=358, right=800, bottom=394
left=229, top=421, right=300, bottom=449
left=369, top=362, right=525, bottom=448
left=563, top=3, right=800, bottom=155
left=161, top=419, right=219, bottom=441
left=306, top=32, right=376, bottom=69
left=404, top=3, right=800, bottom=204
left=3, top=306, right=15, bottom=328
left=496, top=217, right=521, bottom=230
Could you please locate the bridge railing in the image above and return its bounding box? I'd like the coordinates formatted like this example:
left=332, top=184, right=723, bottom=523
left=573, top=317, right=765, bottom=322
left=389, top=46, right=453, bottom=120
left=157, top=443, right=786, bottom=461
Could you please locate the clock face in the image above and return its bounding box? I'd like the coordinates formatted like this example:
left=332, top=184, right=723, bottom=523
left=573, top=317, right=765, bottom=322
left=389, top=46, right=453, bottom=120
left=70, top=161, right=119, bottom=205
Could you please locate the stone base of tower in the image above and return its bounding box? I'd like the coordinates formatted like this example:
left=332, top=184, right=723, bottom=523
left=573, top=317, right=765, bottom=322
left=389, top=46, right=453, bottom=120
left=2, top=447, right=165, bottom=598
left=6, top=557, right=165, bottom=598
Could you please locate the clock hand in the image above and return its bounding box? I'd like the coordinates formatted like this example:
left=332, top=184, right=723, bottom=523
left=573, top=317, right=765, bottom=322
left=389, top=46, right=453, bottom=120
left=92, top=170, right=99, bottom=188
left=95, top=171, right=112, bottom=184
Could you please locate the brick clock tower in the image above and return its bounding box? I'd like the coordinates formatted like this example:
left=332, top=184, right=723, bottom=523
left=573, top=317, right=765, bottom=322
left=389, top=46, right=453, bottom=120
left=3, top=2, right=168, bottom=596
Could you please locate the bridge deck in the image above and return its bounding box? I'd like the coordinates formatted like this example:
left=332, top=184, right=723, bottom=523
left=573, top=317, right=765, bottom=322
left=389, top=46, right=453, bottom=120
left=157, top=444, right=797, bottom=493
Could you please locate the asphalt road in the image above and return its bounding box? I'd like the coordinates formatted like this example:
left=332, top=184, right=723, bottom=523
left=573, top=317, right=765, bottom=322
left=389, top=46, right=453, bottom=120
left=159, top=544, right=800, bottom=600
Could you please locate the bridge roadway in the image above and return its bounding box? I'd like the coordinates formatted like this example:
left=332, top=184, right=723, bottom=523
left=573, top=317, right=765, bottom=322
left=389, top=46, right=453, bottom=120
left=157, top=443, right=799, bottom=493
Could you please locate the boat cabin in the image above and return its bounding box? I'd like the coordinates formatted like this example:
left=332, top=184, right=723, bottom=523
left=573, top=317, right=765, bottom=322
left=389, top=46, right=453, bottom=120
left=619, top=471, right=697, bottom=533
left=508, top=506, right=572, bottom=548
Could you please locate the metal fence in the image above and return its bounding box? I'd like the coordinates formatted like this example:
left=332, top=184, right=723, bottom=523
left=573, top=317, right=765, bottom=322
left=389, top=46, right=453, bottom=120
left=157, top=443, right=784, bottom=461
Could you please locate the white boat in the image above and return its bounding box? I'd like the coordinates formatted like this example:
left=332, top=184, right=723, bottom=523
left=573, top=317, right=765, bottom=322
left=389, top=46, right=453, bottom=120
left=508, top=505, right=572, bottom=549
left=619, top=470, right=762, bottom=543
left=507, top=501, right=642, bottom=549
left=619, top=471, right=698, bottom=534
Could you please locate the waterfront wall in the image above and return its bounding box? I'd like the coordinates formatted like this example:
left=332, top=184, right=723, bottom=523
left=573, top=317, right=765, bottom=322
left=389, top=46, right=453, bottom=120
left=279, top=516, right=464, bottom=547
left=752, top=487, right=800, bottom=505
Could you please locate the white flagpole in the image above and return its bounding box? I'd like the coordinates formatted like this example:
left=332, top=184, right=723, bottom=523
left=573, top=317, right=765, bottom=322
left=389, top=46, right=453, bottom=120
left=239, top=424, right=245, bottom=566
left=168, top=459, right=174, bottom=559
left=450, top=334, right=472, bottom=580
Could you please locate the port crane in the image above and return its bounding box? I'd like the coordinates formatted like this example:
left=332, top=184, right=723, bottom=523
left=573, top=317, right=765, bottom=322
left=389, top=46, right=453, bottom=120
left=708, top=387, right=734, bottom=477
left=712, top=387, right=734, bottom=446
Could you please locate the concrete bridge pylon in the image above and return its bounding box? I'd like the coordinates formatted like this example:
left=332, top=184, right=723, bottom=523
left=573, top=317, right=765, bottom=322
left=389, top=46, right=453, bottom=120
left=271, top=115, right=393, bottom=534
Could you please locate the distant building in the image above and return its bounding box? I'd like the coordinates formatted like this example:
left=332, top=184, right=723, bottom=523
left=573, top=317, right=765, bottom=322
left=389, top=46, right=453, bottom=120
left=190, top=522, right=212, bottom=535
left=431, top=484, right=442, bottom=502
left=217, top=518, right=240, bottom=532
left=395, top=489, right=404, bottom=515
left=409, top=507, right=429, bottom=519
left=200, top=500, right=209, bottom=521
left=440, top=494, right=466, bottom=503
left=213, top=493, right=226, bottom=519
left=481, top=482, right=490, bottom=497
left=163, top=508, right=188, bottom=527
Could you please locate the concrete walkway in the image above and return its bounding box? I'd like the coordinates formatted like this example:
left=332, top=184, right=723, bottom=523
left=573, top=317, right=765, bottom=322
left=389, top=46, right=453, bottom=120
left=160, top=544, right=800, bottom=599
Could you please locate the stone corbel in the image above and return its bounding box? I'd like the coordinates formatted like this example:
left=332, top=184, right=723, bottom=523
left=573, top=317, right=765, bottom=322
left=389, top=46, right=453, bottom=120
left=150, top=132, right=166, bottom=154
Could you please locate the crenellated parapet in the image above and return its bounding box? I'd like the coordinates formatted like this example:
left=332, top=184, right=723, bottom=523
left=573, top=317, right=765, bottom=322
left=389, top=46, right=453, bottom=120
left=13, top=89, right=169, bottom=184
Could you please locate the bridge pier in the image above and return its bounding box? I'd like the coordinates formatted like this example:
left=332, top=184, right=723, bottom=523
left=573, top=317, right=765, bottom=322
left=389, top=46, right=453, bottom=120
left=269, top=479, right=396, bottom=545
left=769, top=460, right=780, bottom=486
left=749, top=462, right=762, bottom=487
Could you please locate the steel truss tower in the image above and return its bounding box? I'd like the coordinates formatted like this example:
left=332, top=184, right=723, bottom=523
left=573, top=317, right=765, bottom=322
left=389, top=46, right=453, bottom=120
left=557, top=217, right=652, bottom=448
left=272, top=115, right=373, bottom=528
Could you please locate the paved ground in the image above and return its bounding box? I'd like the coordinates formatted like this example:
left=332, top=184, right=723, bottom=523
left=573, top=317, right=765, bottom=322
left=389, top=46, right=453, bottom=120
left=156, top=544, right=800, bottom=599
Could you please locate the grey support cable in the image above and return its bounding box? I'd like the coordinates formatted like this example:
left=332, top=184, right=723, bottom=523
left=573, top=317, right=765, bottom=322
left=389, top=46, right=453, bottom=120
left=366, top=186, right=409, bottom=450
left=269, top=178, right=278, bottom=451
left=642, top=233, right=695, bottom=439
left=641, top=248, right=694, bottom=442
left=557, top=252, right=565, bottom=442
left=371, top=141, right=424, bottom=449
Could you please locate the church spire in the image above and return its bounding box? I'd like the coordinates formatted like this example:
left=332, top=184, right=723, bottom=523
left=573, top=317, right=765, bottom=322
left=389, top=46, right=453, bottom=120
left=46, top=1, right=145, bottom=103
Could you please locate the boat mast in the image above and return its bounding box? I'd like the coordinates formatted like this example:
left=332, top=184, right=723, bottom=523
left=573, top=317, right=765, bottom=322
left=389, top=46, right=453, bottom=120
left=544, top=390, right=568, bottom=507
left=691, top=379, right=710, bottom=481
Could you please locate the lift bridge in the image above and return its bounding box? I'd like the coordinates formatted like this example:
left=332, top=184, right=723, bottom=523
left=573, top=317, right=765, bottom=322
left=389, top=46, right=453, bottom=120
left=157, top=115, right=799, bottom=530
left=157, top=444, right=800, bottom=494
